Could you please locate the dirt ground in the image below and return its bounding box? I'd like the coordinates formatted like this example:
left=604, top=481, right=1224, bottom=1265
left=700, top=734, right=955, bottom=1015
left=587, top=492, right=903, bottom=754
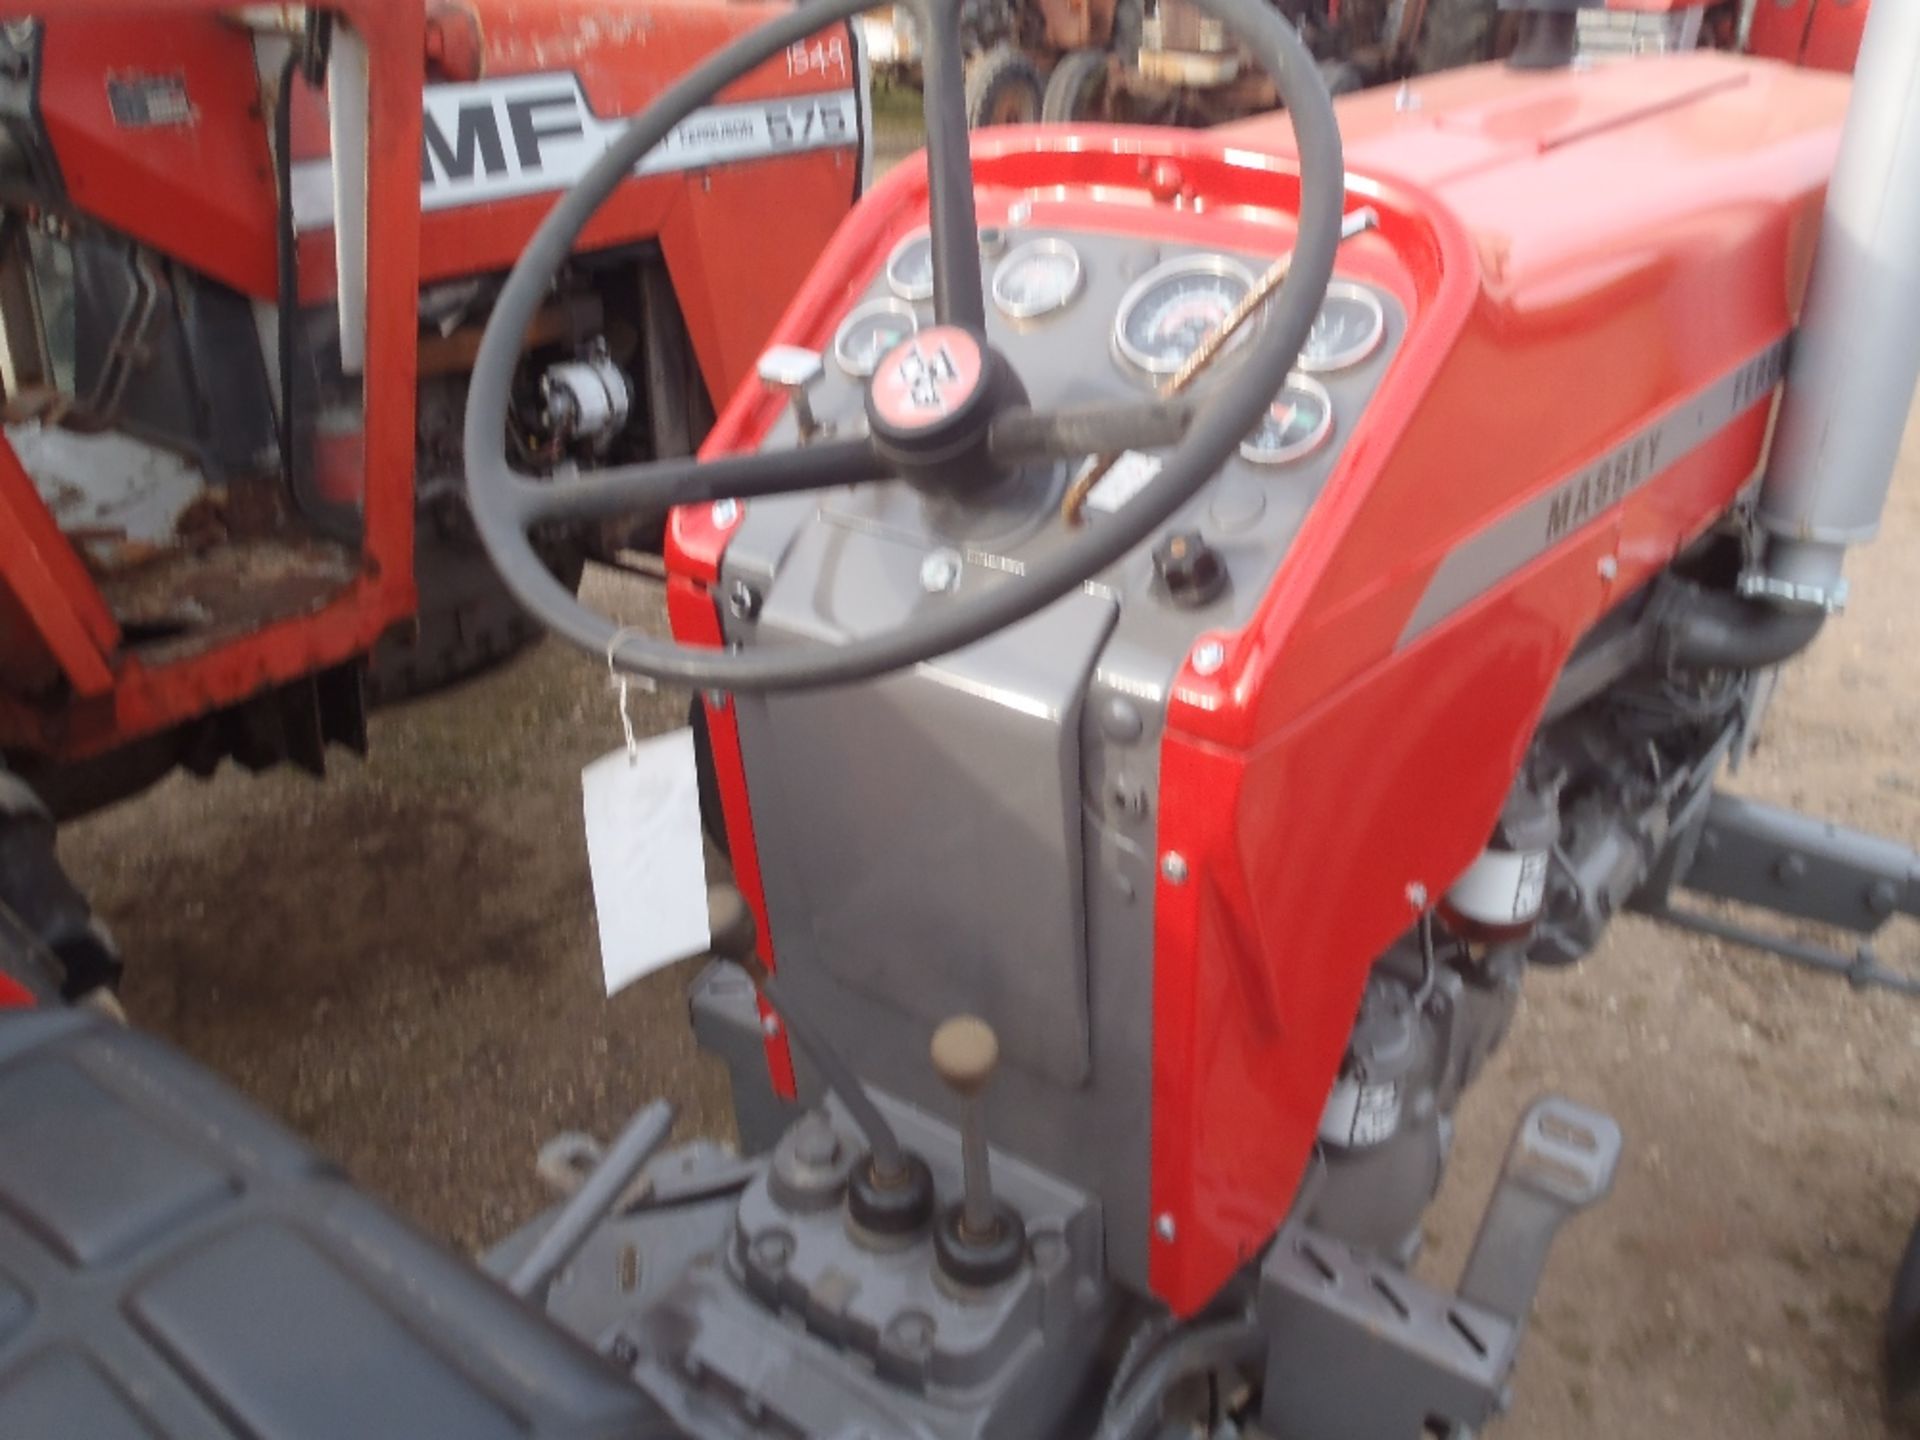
left=61, top=325, right=1920, bottom=1438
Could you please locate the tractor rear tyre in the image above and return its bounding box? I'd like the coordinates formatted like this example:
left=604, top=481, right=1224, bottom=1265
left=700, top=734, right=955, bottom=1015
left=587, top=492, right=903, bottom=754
left=1041, top=48, right=1112, bottom=123
left=965, top=45, right=1044, bottom=128
left=1892, top=1217, right=1920, bottom=1432
left=367, top=491, right=589, bottom=705
left=1413, top=0, right=1502, bottom=74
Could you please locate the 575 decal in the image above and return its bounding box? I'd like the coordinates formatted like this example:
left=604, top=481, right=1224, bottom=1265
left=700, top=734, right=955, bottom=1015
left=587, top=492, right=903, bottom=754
left=291, top=73, right=860, bottom=231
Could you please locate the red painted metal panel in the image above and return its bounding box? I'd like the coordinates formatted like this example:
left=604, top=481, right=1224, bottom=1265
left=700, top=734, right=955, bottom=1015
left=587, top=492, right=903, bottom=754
left=663, top=574, right=798, bottom=1100
left=0, top=443, right=119, bottom=699
left=37, top=15, right=280, bottom=298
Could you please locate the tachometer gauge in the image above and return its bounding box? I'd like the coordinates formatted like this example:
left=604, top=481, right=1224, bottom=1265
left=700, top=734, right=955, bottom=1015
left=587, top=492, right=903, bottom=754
left=1114, top=254, right=1258, bottom=376
left=886, top=230, right=935, bottom=302
left=834, top=299, right=920, bottom=378
left=1299, top=282, right=1386, bottom=373
left=992, top=238, right=1083, bottom=320
left=1240, top=375, right=1333, bottom=465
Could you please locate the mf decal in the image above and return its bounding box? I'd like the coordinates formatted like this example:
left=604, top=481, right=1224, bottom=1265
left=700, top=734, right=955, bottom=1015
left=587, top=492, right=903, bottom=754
left=293, top=73, right=858, bottom=231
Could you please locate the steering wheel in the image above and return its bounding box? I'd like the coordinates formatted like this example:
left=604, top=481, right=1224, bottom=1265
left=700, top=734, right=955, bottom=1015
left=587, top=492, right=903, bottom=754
left=463, top=0, right=1345, bottom=692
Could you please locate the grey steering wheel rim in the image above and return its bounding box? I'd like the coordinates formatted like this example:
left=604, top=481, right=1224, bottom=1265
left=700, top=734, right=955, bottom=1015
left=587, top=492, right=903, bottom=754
left=462, top=0, right=1347, bottom=692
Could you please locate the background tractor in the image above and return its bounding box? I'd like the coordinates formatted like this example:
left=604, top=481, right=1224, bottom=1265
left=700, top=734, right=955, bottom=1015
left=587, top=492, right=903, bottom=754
left=0, top=0, right=865, bottom=995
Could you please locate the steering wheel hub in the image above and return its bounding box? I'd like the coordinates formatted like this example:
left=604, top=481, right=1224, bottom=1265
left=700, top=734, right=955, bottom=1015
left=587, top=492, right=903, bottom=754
left=869, top=326, right=987, bottom=433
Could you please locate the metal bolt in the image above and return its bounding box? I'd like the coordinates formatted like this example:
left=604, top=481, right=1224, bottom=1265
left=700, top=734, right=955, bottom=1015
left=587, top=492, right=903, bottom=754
left=1598, top=555, right=1620, bottom=582
left=920, top=548, right=963, bottom=594
left=886, top=1310, right=936, bottom=1356
left=751, top=1229, right=793, bottom=1270
left=761, top=1012, right=782, bottom=1038
left=728, top=579, right=762, bottom=621
left=1161, top=853, right=1189, bottom=885
left=711, top=498, right=740, bottom=527
left=1155, top=1213, right=1177, bottom=1243
left=1191, top=640, right=1226, bottom=676
left=1406, top=881, right=1429, bottom=908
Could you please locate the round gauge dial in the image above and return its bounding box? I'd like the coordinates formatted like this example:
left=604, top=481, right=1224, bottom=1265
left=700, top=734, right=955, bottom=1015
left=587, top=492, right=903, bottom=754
left=1299, top=282, right=1386, bottom=373
left=992, top=238, right=1084, bottom=321
left=1114, top=255, right=1259, bottom=376
left=1240, top=375, right=1334, bottom=466
left=886, top=230, right=935, bottom=302
left=834, top=299, right=920, bottom=378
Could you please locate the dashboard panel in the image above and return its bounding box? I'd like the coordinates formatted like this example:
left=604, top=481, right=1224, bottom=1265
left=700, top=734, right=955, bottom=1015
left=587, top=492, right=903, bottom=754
left=726, top=219, right=1407, bottom=647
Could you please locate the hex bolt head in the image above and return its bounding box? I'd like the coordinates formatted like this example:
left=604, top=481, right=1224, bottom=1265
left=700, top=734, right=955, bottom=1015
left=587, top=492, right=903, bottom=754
left=1155, top=1213, right=1177, bottom=1243
left=1598, top=555, right=1620, bottom=582
left=1161, top=853, right=1189, bottom=885
left=920, top=548, right=963, bottom=594
left=1190, top=641, right=1226, bottom=676
left=711, top=498, right=740, bottom=527
left=728, top=579, right=762, bottom=621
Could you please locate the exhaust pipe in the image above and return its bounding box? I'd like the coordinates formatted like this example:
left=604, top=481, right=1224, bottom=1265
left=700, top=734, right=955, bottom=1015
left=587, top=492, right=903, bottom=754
left=1753, top=0, right=1920, bottom=614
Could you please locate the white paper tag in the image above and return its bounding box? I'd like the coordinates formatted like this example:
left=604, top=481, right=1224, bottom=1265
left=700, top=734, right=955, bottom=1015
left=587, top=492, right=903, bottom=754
left=582, top=728, right=711, bottom=996
left=1083, top=450, right=1163, bottom=514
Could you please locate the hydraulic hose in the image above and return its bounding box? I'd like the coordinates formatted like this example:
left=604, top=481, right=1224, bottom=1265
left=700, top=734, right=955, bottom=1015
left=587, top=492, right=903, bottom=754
left=1661, top=586, right=1825, bottom=671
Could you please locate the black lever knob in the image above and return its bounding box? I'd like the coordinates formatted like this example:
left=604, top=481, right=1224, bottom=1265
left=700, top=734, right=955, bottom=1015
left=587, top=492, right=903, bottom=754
left=1152, top=530, right=1228, bottom=609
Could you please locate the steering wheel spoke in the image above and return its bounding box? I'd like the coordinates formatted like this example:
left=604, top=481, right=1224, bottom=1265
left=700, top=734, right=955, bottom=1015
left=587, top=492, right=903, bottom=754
left=511, top=438, right=889, bottom=529
left=989, top=400, right=1201, bottom=469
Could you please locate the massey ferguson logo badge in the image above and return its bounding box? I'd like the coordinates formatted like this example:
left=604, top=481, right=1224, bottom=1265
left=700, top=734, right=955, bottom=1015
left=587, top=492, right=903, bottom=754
left=292, top=72, right=859, bottom=231
left=895, top=343, right=962, bottom=411
left=872, top=327, right=982, bottom=431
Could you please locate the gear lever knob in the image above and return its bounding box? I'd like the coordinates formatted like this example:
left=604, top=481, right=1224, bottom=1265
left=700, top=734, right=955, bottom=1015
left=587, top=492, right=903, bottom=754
left=931, top=1016, right=1021, bottom=1278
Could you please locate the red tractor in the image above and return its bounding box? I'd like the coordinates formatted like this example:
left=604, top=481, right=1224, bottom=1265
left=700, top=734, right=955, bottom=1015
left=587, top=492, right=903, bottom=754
left=0, top=0, right=865, bottom=993
left=1, top=0, right=1918, bottom=1435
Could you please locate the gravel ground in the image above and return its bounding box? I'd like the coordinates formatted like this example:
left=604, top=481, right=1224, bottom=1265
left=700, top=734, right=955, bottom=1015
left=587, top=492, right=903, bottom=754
left=59, top=271, right=1920, bottom=1440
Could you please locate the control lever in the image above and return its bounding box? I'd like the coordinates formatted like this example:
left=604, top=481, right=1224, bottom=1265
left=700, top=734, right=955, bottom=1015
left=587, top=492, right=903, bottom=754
left=931, top=1015, right=1026, bottom=1287
left=707, top=884, right=934, bottom=1238
left=757, top=345, right=826, bottom=442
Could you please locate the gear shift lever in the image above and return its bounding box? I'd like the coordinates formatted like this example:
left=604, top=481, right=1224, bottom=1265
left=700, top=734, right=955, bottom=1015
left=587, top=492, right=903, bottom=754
left=707, top=884, right=934, bottom=1239
left=931, top=1015, right=1025, bottom=1287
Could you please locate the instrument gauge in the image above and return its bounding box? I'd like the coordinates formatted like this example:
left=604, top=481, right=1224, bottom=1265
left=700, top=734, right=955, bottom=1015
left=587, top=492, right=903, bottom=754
left=1299, top=282, right=1386, bottom=373
left=885, top=229, right=935, bottom=302
left=834, top=299, right=920, bottom=378
left=1240, top=375, right=1334, bottom=466
left=1114, top=254, right=1259, bottom=376
left=992, top=238, right=1084, bottom=321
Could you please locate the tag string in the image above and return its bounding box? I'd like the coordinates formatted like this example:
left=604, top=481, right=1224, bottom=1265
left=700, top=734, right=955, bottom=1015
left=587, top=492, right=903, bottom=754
left=605, top=627, right=652, bottom=764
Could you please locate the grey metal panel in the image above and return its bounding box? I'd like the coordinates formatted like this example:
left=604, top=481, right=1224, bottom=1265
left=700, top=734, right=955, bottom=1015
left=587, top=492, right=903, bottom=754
left=746, top=521, right=1116, bottom=1088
